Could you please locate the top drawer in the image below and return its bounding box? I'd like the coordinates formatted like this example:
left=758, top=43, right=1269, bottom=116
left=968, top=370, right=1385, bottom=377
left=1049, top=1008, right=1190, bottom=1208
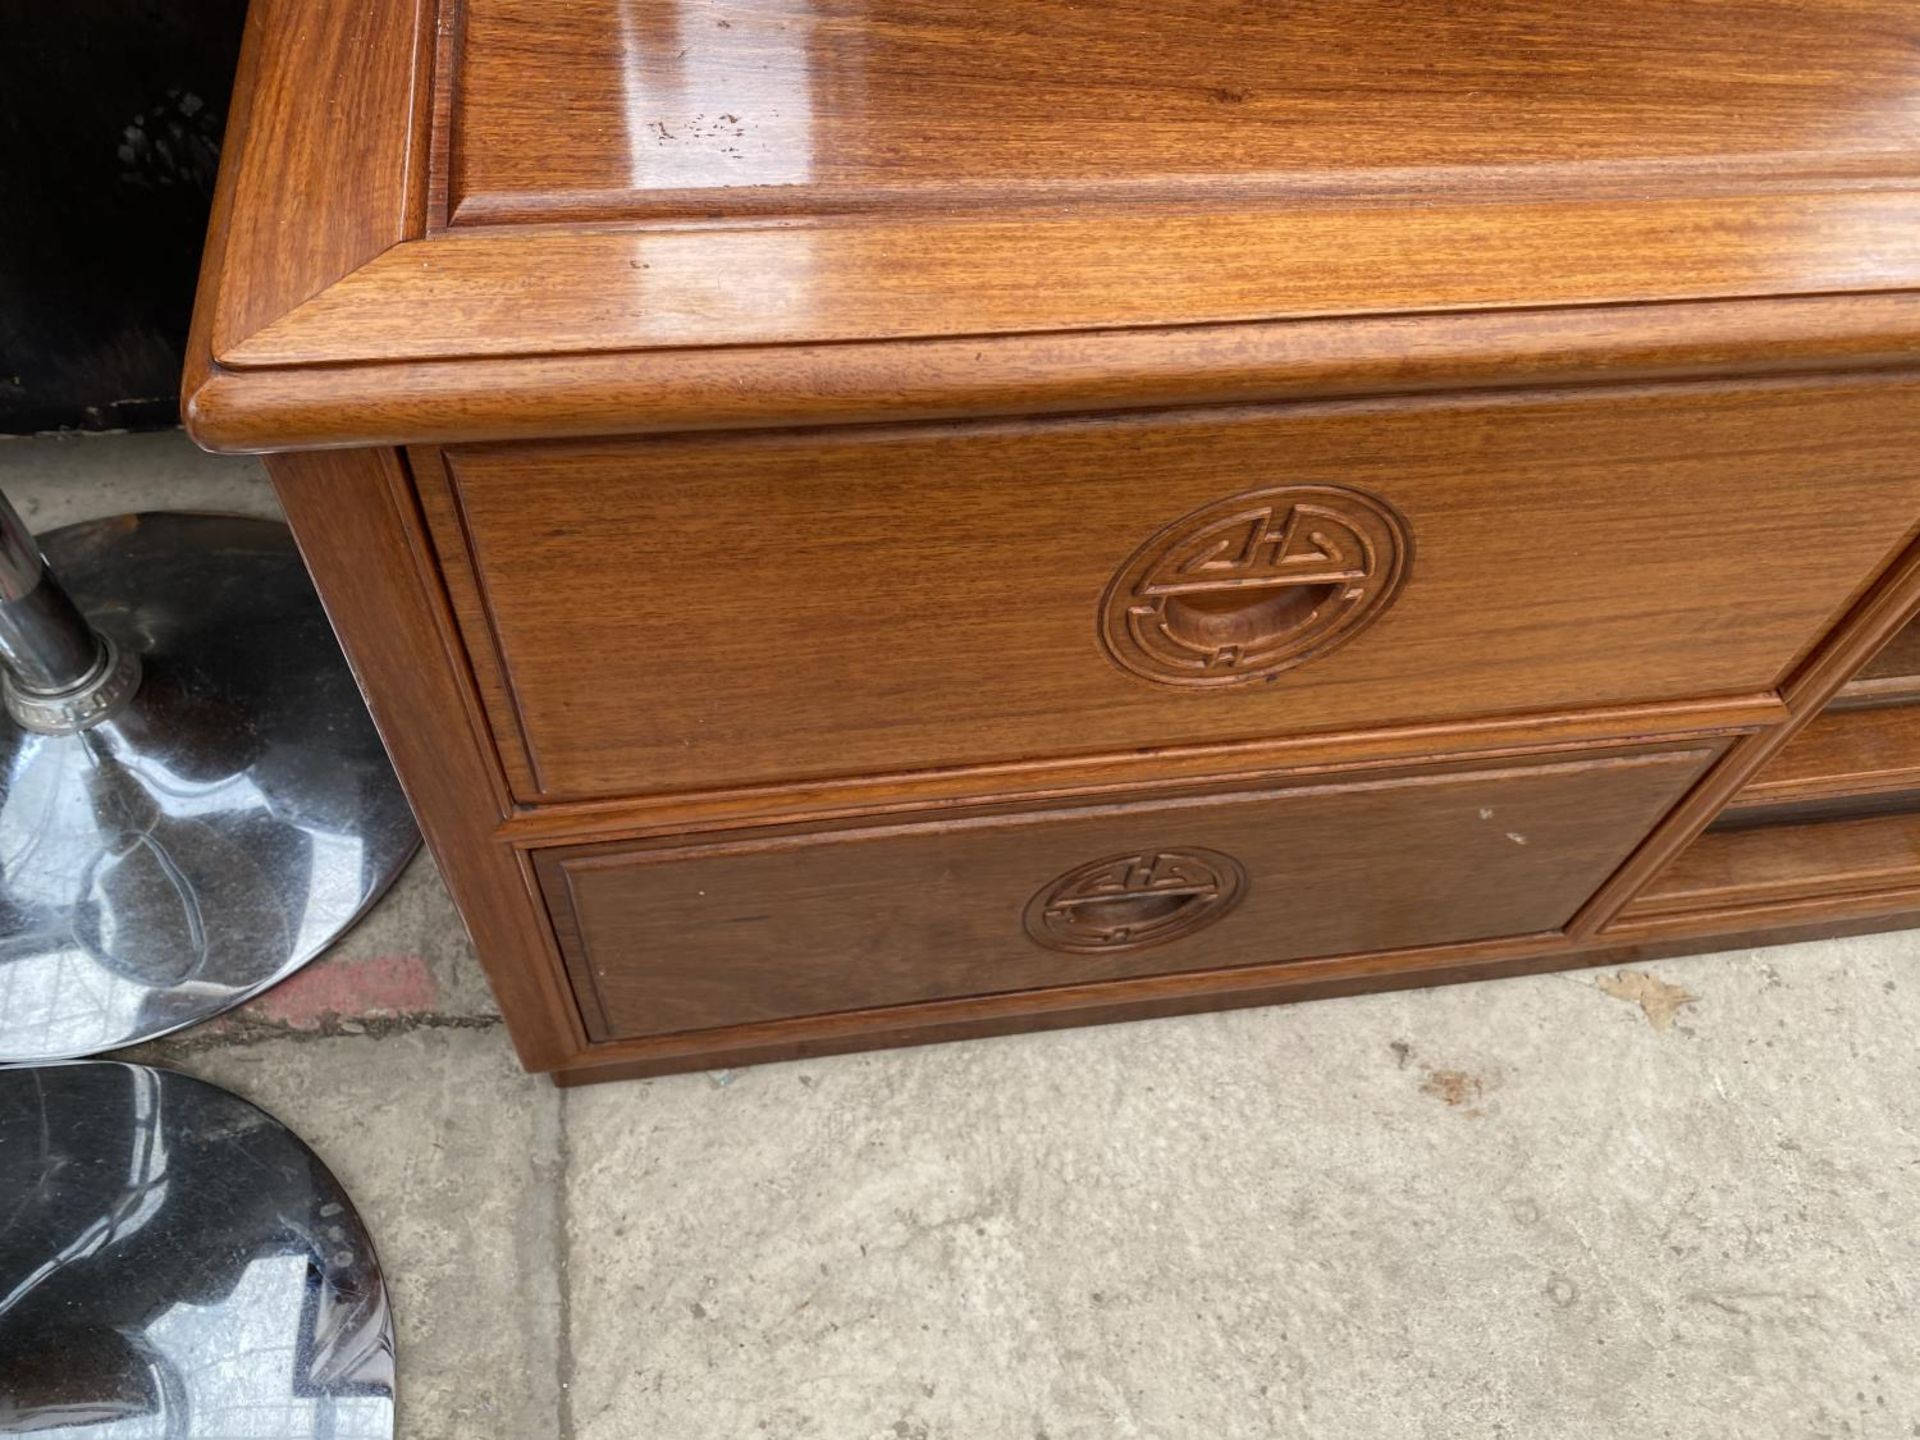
left=428, top=378, right=1920, bottom=802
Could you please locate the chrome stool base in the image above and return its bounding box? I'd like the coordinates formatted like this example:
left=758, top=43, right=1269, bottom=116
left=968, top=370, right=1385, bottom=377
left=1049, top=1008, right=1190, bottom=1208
left=0, top=513, right=419, bottom=1060
left=0, top=1061, right=395, bottom=1437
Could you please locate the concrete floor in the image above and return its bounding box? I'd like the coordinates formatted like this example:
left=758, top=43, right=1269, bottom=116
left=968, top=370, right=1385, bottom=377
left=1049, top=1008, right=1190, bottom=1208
left=6, top=430, right=1920, bottom=1438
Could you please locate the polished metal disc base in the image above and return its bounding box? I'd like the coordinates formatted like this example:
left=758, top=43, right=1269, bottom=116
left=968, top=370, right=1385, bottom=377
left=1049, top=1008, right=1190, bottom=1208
left=0, top=514, right=420, bottom=1060
left=0, top=1061, right=394, bottom=1438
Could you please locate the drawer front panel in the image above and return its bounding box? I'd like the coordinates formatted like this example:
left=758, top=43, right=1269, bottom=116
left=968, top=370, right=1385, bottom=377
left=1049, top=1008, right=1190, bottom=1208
left=541, top=746, right=1716, bottom=1041
left=439, top=379, right=1920, bottom=800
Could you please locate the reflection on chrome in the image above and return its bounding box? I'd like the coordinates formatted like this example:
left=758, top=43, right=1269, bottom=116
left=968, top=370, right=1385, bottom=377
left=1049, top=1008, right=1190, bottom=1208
left=0, top=514, right=418, bottom=1061
left=0, top=1062, right=394, bottom=1438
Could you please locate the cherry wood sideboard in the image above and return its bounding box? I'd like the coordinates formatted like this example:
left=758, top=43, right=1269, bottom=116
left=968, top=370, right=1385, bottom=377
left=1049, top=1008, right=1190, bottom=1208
left=186, top=0, right=1920, bottom=1084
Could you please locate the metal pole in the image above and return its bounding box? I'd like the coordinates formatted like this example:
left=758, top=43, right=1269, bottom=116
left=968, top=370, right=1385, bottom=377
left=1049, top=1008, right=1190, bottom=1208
left=0, top=489, right=106, bottom=694
left=0, top=490, right=140, bottom=734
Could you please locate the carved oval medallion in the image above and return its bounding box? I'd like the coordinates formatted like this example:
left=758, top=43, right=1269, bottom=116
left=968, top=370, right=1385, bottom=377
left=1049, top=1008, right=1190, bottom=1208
left=1099, top=484, right=1411, bottom=687
left=1024, top=847, right=1248, bottom=954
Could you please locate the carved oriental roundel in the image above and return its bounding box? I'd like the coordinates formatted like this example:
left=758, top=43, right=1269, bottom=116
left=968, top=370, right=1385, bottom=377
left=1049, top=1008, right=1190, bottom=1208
left=1098, top=484, right=1411, bottom=688
left=1024, top=847, right=1248, bottom=955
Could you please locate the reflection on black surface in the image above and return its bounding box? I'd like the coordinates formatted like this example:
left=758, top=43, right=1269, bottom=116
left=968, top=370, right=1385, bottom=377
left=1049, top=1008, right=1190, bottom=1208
left=0, top=1062, right=394, bottom=1438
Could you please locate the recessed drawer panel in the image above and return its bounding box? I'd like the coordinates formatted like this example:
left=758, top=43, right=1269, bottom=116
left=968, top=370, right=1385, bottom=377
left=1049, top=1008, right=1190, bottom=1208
left=539, top=745, right=1716, bottom=1041
left=436, top=378, right=1920, bottom=801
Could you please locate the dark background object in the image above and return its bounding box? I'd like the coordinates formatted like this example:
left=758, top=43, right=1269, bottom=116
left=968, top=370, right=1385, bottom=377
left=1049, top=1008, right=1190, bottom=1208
left=0, top=1, right=246, bottom=434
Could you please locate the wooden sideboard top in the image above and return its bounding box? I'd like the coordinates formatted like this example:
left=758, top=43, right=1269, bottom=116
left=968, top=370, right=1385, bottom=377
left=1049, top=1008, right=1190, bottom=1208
left=449, top=0, right=1920, bottom=224
left=185, top=0, right=1920, bottom=451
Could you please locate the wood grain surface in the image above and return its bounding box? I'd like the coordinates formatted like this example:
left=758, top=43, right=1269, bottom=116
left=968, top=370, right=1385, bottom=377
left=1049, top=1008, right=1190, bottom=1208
left=1622, top=810, right=1920, bottom=920
left=449, top=0, right=1920, bottom=222
left=433, top=377, right=1920, bottom=801
left=484, top=698, right=1777, bottom=849
left=1579, top=514, right=1920, bottom=936
left=1836, top=615, right=1920, bottom=707
left=267, top=448, right=585, bottom=1071
left=217, top=192, right=1920, bottom=368
left=182, top=0, right=1920, bottom=452
left=186, top=0, right=1920, bottom=1082
left=1728, top=705, right=1920, bottom=814
left=188, top=0, right=433, bottom=367
left=183, top=294, right=1920, bottom=454
left=543, top=746, right=1713, bottom=1040
left=548, top=897, right=1920, bottom=1083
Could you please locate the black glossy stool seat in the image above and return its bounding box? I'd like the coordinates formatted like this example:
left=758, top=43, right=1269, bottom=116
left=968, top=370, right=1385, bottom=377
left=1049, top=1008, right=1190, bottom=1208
left=0, top=1060, right=394, bottom=1437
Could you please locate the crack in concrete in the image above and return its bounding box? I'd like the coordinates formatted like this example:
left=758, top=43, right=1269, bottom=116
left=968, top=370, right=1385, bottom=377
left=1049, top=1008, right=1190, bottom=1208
left=131, top=1010, right=505, bottom=1057
left=556, top=1084, right=577, bottom=1440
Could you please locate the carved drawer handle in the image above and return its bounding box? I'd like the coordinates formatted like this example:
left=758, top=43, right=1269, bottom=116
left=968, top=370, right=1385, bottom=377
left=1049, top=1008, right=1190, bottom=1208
left=1099, top=484, right=1411, bottom=687
left=1024, top=848, right=1247, bottom=954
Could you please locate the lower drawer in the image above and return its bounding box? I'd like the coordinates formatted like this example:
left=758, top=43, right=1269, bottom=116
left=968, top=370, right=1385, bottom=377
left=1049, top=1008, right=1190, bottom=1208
left=538, top=744, right=1715, bottom=1041
left=1621, top=809, right=1920, bottom=923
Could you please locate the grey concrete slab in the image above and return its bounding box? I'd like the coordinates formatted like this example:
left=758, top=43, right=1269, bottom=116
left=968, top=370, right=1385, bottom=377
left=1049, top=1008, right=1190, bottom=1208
left=562, top=937, right=1920, bottom=1440
left=0, top=428, right=276, bottom=521
left=321, top=850, right=502, bottom=1022
left=179, top=1028, right=564, bottom=1440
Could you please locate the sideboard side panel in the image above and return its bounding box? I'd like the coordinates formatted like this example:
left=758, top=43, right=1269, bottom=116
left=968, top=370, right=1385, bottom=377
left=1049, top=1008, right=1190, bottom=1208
left=268, top=446, right=586, bottom=1070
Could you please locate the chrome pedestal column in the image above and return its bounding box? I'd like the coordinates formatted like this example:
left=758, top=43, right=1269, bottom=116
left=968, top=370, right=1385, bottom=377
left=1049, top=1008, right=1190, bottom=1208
left=0, top=1061, right=395, bottom=1438
left=0, top=504, right=419, bottom=1059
